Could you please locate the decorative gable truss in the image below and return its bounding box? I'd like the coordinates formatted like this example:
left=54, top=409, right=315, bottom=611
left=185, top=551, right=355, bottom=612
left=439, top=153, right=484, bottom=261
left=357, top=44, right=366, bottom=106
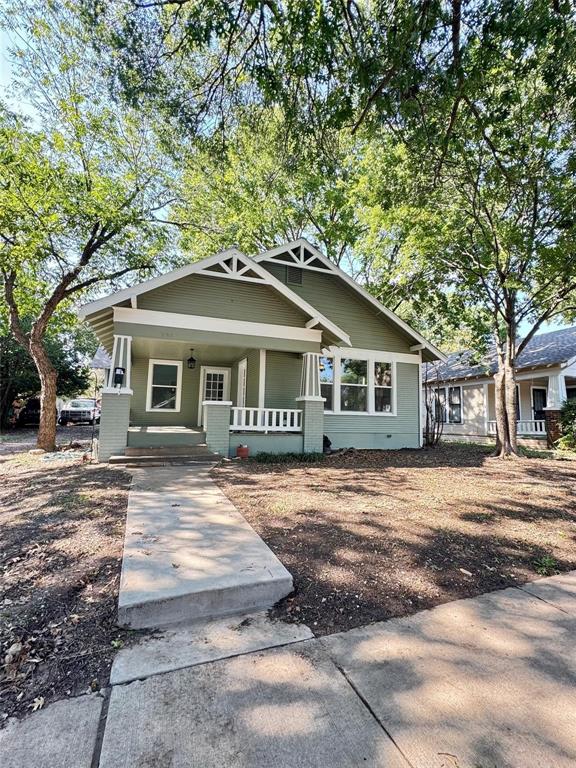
left=78, top=245, right=351, bottom=346
left=197, top=251, right=267, bottom=283
left=255, top=241, right=335, bottom=273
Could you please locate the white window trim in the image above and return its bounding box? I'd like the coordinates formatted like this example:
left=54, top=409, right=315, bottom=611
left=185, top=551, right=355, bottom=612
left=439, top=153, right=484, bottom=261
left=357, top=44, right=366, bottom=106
left=320, top=349, right=398, bottom=416
left=237, top=358, right=247, bottom=407
left=146, top=359, right=183, bottom=413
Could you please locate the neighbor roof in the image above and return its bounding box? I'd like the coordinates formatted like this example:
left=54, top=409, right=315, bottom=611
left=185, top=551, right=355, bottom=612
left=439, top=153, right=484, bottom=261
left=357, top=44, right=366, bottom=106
left=90, top=346, right=112, bottom=369
left=428, top=326, right=576, bottom=382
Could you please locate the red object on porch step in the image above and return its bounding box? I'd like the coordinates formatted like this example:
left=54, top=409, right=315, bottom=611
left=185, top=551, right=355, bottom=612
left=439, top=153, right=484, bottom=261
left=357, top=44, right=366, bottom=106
left=236, top=445, right=250, bottom=459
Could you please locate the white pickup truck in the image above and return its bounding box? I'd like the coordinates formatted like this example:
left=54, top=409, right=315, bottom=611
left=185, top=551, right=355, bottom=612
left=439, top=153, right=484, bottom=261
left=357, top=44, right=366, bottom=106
left=58, top=398, right=101, bottom=425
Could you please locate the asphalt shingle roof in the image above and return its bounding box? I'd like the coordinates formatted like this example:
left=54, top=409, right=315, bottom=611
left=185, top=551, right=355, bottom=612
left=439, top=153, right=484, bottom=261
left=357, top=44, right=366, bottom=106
left=429, top=326, right=576, bottom=382
left=91, top=346, right=112, bottom=369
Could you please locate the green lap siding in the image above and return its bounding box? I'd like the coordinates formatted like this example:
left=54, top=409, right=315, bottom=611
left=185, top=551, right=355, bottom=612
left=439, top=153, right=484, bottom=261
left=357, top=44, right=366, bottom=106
left=264, top=351, right=302, bottom=408
left=245, top=349, right=261, bottom=407
left=137, top=274, right=308, bottom=326
left=129, top=357, right=200, bottom=426
left=264, top=264, right=414, bottom=352
left=324, top=362, right=420, bottom=449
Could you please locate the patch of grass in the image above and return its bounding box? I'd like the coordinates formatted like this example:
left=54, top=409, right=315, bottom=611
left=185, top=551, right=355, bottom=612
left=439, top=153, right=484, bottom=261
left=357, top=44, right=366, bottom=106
left=534, top=554, right=559, bottom=576
left=253, top=451, right=325, bottom=464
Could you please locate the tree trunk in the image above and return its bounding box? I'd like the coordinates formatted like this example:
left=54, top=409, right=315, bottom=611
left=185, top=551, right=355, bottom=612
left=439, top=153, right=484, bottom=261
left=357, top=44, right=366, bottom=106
left=504, top=356, right=518, bottom=454
left=493, top=367, right=512, bottom=456
left=29, top=339, right=58, bottom=452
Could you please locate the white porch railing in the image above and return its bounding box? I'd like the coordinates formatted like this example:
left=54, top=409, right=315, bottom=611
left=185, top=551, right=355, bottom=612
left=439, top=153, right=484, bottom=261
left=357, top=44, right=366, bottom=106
left=487, top=420, right=546, bottom=435
left=230, top=407, right=302, bottom=433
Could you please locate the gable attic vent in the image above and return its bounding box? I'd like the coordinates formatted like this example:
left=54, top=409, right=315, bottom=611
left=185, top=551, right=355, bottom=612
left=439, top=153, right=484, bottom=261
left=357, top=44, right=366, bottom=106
left=286, top=265, right=303, bottom=285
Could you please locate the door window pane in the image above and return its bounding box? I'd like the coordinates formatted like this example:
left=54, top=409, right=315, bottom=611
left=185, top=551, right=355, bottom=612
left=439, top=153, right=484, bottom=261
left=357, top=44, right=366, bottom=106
left=205, top=372, right=225, bottom=401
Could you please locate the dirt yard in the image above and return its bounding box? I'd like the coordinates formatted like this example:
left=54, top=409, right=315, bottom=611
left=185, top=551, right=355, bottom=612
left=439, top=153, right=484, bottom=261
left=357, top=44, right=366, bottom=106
left=215, top=444, right=576, bottom=635
left=0, top=429, right=131, bottom=721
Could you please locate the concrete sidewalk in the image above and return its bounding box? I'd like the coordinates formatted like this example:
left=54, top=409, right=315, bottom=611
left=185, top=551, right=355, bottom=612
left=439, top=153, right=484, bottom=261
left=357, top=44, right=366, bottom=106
left=4, top=574, right=576, bottom=767
left=101, top=571, right=576, bottom=768
left=117, top=467, right=293, bottom=628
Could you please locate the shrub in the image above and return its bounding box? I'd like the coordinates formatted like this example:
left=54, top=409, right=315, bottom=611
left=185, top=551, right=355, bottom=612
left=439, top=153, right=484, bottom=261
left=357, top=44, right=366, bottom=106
left=534, top=554, right=559, bottom=577
left=557, top=400, right=576, bottom=451
left=253, top=451, right=325, bottom=464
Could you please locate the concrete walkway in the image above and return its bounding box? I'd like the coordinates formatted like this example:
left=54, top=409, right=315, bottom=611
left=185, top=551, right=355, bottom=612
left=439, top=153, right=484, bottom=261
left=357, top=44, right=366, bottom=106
left=117, top=467, right=293, bottom=628
left=4, top=574, right=576, bottom=766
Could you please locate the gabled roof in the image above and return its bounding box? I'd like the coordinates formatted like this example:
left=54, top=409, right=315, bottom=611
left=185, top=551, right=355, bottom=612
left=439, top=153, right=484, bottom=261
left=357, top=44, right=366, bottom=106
left=427, top=326, right=576, bottom=382
left=78, top=247, right=351, bottom=346
left=254, top=238, right=446, bottom=362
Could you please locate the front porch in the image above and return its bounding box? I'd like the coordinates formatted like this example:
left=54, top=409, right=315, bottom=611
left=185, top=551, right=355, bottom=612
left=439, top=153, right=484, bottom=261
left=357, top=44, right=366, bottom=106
left=97, top=329, right=325, bottom=461
left=438, top=368, right=576, bottom=447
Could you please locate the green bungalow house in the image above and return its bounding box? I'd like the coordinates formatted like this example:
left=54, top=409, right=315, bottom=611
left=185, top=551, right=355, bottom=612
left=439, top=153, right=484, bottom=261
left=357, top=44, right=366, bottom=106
left=78, top=239, right=446, bottom=462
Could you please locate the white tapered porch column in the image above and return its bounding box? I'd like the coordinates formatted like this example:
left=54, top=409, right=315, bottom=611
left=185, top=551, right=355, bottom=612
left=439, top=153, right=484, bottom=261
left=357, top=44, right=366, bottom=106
left=99, top=334, right=133, bottom=461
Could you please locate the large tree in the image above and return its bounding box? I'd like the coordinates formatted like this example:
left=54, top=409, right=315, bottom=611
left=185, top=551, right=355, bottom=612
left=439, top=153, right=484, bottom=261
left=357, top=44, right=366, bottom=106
left=85, top=0, right=576, bottom=456
left=0, top=313, right=95, bottom=428
left=0, top=2, right=175, bottom=451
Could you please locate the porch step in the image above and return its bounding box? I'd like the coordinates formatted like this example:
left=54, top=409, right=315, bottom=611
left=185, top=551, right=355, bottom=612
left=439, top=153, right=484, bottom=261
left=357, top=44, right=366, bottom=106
left=109, top=453, right=218, bottom=467
left=118, top=467, right=294, bottom=630
left=125, top=445, right=210, bottom=457
left=127, top=426, right=207, bottom=449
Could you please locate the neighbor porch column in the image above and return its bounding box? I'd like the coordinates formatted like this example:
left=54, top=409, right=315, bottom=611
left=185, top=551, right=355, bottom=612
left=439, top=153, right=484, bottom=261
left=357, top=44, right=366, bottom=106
left=297, top=352, right=324, bottom=453
left=99, top=334, right=133, bottom=462
left=543, top=373, right=567, bottom=447
left=203, top=400, right=232, bottom=457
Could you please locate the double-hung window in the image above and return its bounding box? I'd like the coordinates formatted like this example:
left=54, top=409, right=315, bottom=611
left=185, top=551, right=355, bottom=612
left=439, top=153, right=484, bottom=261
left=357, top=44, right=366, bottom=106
left=319, top=357, right=334, bottom=410
left=374, top=362, right=393, bottom=412
left=146, top=359, right=183, bottom=412
left=448, top=386, right=462, bottom=424
left=433, top=385, right=461, bottom=423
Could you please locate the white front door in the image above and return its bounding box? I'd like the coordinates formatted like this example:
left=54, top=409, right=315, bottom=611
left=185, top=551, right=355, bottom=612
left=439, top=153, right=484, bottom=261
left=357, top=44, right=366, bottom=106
left=198, top=367, right=231, bottom=426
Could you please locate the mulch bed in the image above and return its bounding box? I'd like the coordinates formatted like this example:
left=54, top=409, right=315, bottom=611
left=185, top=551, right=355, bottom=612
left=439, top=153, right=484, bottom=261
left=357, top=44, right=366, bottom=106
left=0, top=448, right=131, bottom=721
left=214, top=444, right=576, bottom=636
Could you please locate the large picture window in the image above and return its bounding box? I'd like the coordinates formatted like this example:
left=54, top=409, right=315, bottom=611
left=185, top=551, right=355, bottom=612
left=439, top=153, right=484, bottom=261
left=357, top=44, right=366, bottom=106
left=146, top=359, right=182, bottom=412
left=319, top=351, right=399, bottom=415
left=341, top=359, right=368, bottom=411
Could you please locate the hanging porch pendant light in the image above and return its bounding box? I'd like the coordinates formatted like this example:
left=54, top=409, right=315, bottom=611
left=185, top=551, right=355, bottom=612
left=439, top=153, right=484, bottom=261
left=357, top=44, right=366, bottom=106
left=187, top=349, right=197, bottom=370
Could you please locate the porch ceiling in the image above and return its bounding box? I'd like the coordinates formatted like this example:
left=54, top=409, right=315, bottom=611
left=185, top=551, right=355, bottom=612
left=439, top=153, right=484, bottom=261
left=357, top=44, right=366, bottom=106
left=131, top=337, right=248, bottom=365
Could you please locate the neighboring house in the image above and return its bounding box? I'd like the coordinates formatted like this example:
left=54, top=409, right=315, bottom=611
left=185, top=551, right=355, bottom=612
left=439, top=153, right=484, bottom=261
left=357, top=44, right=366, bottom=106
left=423, top=326, right=576, bottom=446
left=78, top=239, right=445, bottom=461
